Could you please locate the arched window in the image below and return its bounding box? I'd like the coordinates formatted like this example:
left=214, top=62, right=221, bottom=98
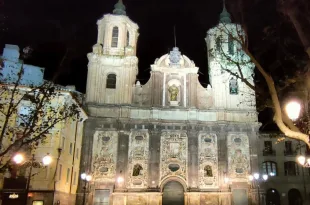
left=284, top=161, right=299, bottom=176
left=126, top=31, right=130, bottom=47
left=111, top=26, right=119, bottom=47
left=262, top=161, right=277, bottom=176
left=228, top=35, right=234, bottom=55
left=106, top=74, right=116, bottom=89
left=229, top=77, right=238, bottom=94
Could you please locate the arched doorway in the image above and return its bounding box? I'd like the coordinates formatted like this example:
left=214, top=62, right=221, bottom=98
left=162, top=181, right=184, bottom=205
left=288, top=189, right=302, bottom=205
left=266, top=189, right=281, bottom=205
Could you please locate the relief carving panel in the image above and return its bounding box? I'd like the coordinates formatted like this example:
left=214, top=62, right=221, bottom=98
left=227, top=134, right=250, bottom=181
left=127, top=131, right=149, bottom=188
left=92, top=131, right=118, bottom=182
left=160, top=132, right=188, bottom=183
left=198, top=133, right=218, bottom=188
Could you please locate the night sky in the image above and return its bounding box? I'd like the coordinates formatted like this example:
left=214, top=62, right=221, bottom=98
left=1, top=0, right=276, bottom=92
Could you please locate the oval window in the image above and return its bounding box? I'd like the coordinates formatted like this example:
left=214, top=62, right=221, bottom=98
left=168, top=164, right=180, bottom=172
left=204, top=137, right=212, bottom=143
left=235, top=168, right=244, bottom=174
left=99, top=167, right=108, bottom=172
left=102, top=137, right=110, bottom=142
left=234, top=138, right=242, bottom=143
left=135, top=136, right=144, bottom=140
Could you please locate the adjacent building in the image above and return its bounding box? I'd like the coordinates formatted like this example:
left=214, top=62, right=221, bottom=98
left=259, top=133, right=310, bottom=205
left=0, top=44, right=87, bottom=205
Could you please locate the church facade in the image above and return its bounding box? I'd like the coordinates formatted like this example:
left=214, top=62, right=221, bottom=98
left=78, top=1, right=260, bottom=205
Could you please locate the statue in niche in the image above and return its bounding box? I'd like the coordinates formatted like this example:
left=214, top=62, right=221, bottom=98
left=132, top=164, right=143, bottom=176
left=169, top=142, right=180, bottom=158
left=229, top=77, right=238, bottom=94
left=204, top=165, right=213, bottom=177
left=232, top=149, right=248, bottom=174
left=168, top=84, right=179, bottom=101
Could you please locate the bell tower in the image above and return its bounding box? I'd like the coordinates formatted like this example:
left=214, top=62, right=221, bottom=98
left=86, top=0, right=139, bottom=104
left=205, top=2, right=255, bottom=110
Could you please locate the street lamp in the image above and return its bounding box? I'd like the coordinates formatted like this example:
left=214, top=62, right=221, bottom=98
left=81, top=172, right=92, bottom=205
left=249, top=172, right=269, bottom=205
left=285, top=101, right=301, bottom=121
left=286, top=100, right=310, bottom=203
left=13, top=153, right=52, bottom=204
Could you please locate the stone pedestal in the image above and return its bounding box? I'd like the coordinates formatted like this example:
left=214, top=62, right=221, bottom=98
left=169, top=101, right=179, bottom=106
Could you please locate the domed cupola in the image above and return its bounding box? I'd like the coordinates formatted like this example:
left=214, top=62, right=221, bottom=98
left=113, top=0, right=126, bottom=15
left=219, top=4, right=231, bottom=24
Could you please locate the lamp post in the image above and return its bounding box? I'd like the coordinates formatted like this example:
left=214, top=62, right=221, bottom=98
left=249, top=173, right=269, bottom=205
left=286, top=100, right=309, bottom=203
left=13, top=153, right=52, bottom=204
left=81, top=173, right=92, bottom=205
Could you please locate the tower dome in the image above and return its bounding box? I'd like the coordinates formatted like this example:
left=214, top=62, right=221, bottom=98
left=113, top=0, right=126, bottom=15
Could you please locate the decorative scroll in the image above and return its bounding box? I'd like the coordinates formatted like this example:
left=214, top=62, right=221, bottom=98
left=198, top=133, right=218, bottom=188
left=127, top=131, right=149, bottom=188
left=92, top=131, right=118, bottom=182
left=160, top=132, right=188, bottom=183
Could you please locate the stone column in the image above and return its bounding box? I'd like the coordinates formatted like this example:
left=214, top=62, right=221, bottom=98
left=187, top=127, right=198, bottom=189
left=149, top=128, right=161, bottom=188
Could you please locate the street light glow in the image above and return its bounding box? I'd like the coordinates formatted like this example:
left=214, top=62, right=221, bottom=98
left=81, top=173, right=87, bottom=180
left=285, top=101, right=301, bottom=121
left=249, top=175, right=254, bottom=181
left=42, top=154, right=52, bottom=166
left=117, top=176, right=124, bottom=183
left=13, top=154, right=24, bottom=164
left=86, top=175, right=92, bottom=182
left=262, top=174, right=268, bottom=181
left=297, top=155, right=306, bottom=165
left=253, top=173, right=259, bottom=180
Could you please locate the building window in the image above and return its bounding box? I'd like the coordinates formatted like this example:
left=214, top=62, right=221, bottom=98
left=111, top=26, right=119, bottom=47
left=69, top=143, right=73, bottom=155
left=228, top=35, right=234, bottom=55
left=61, top=136, right=65, bottom=150
left=106, top=74, right=116, bottom=89
left=263, top=141, right=275, bottom=155
left=66, top=168, right=70, bottom=183
left=126, top=31, right=130, bottom=47
left=229, top=78, right=238, bottom=94
left=76, top=148, right=79, bottom=159
left=284, top=141, right=295, bottom=155
left=284, top=161, right=299, bottom=176
left=262, top=161, right=277, bottom=176
left=73, top=171, right=77, bottom=185
left=59, top=164, right=62, bottom=181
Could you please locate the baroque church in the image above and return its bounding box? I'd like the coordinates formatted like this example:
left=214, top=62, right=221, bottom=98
left=78, top=1, right=260, bottom=204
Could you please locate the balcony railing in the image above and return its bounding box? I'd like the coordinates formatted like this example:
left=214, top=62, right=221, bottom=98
left=284, top=150, right=297, bottom=156
left=263, top=149, right=276, bottom=156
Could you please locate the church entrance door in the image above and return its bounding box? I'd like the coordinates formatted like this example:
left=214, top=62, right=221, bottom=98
left=162, top=181, right=184, bottom=205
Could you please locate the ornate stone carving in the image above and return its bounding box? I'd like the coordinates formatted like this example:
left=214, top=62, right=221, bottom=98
left=160, top=132, right=188, bottom=183
left=92, top=131, right=118, bottom=182
left=127, top=131, right=149, bottom=188
left=227, top=134, right=250, bottom=181
left=198, top=133, right=218, bottom=188
left=169, top=47, right=181, bottom=65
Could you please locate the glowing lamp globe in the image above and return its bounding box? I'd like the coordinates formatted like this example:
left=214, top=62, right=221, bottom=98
left=253, top=173, right=259, bottom=180
left=13, top=154, right=24, bottom=164
left=117, top=176, right=124, bottom=183
left=297, top=155, right=306, bottom=165
left=286, top=101, right=301, bottom=121
left=248, top=175, right=254, bottom=181
left=262, top=174, right=268, bottom=180
left=81, top=173, right=87, bottom=180
left=42, top=154, right=52, bottom=166
left=86, top=175, right=92, bottom=182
